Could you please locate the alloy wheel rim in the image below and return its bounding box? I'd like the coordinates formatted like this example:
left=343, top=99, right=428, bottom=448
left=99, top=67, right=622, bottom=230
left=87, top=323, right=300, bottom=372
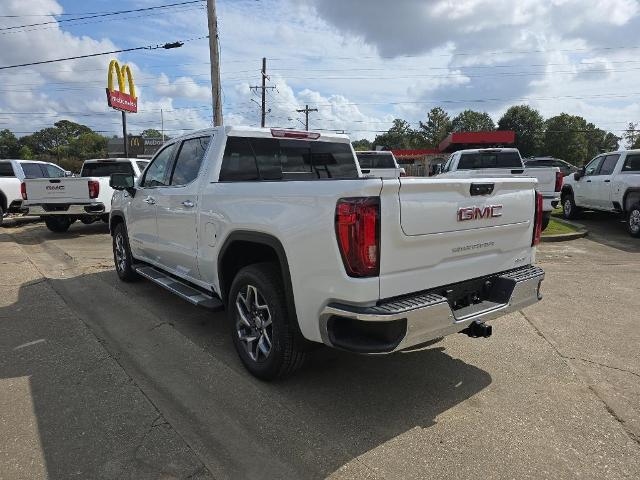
left=235, top=284, right=273, bottom=362
left=564, top=199, right=572, bottom=215
left=630, top=210, right=640, bottom=233
left=115, top=234, right=127, bottom=272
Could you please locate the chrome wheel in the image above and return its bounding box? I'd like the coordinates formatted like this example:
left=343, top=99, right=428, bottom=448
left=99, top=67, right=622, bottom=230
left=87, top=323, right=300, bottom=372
left=235, top=284, right=273, bottom=362
left=114, top=233, right=127, bottom=273
left=630, top=209, right=640, bottom=234
left=564, top=198, right=572, bottom=216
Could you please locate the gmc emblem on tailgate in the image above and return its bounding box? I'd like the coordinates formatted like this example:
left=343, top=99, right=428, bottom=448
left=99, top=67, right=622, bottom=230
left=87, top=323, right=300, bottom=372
left=46, top=185, right=65, bottom=191
left=457, top=205, right=503, bottom=221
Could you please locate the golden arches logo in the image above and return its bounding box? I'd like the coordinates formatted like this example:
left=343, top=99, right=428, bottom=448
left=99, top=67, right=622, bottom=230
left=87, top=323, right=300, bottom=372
left=106, top=59, right=138, bottom=113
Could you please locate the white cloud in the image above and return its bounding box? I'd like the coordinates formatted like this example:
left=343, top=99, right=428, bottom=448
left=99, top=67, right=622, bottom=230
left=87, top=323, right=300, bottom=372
left=154, top=73, right=211, bottom=101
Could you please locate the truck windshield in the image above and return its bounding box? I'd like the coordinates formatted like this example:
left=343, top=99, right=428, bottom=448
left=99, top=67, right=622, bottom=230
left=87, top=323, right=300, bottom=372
left=458, top=151, right=522, bottom=169
left=81, top=162, right=134, bottom=177
left=356, top=152, right=396, bottom=168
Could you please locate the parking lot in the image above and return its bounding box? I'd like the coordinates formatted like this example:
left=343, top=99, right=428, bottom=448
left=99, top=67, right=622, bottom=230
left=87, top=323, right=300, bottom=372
left=1, top=215, right=639, bottom=479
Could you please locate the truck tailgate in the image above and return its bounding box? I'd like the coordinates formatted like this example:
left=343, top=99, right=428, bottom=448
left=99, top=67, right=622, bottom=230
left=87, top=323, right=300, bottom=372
left=379, top=177, right=537, bottom=299
left=24, top=177, right=92, bottom=204
left=522, top=166, right=559, bottom=194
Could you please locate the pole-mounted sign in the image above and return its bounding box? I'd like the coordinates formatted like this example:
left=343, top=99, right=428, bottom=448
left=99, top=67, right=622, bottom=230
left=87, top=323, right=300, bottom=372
left=106, top=60, right=137, bottom=113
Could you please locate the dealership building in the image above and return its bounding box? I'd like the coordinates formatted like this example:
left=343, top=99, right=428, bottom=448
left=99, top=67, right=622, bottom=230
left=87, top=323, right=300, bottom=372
left=392, top=130, right=516, bottom=176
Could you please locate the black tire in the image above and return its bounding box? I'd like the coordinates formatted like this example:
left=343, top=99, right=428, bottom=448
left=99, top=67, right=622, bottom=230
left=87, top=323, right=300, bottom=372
left=228, top=262, right=306, bottom=380
left=541, top=212, right=551, bottom=231
left=44, top=216, right=72, bottom=233
left=0, top=204, right=4, bottom=227
left=112, top=222, right=139, bottom=282
left=627, top=203, right=640, bottom=238
left=562, top=193, right=579, bottom=219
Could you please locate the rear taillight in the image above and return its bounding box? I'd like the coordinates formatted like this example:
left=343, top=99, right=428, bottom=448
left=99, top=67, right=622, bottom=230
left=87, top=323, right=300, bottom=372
left=20, top=182, right=27, bottom=200
left=88, top=180, right=100, bottom=199
left=532, top=191, right=543, bottom=246
left=335, top=197, right=380, bottom=277
left=554, top=170, right=563, bottom=192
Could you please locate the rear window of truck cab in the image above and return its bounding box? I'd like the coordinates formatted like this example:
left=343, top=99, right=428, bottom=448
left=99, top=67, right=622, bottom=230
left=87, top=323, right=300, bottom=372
left=81, top=162, right=134, bottom=177
left=219, top=136, right=359, bottom=181
left=458, top=151, right=522, bottom=169
left=356, top=152, right=396, bottom=169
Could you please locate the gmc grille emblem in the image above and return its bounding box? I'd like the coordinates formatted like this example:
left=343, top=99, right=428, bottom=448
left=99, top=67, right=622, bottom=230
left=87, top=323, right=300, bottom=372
left=457, top=205, right=503, bottom=221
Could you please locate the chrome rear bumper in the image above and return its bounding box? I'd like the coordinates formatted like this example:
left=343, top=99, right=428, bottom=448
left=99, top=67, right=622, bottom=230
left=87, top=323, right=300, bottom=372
left=320, top=265, right=544, bottom=353
left=25, top=203, right=105, bottom=215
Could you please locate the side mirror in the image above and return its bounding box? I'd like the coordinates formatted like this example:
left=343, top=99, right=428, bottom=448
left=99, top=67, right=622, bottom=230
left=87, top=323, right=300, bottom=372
left=574, top=166, right=585, bottom=180
left=110, top=173, right=135, bottom=191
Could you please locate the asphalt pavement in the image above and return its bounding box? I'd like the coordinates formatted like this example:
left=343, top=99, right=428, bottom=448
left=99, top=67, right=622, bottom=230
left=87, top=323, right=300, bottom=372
left=1, top=214, right=639, bottom=479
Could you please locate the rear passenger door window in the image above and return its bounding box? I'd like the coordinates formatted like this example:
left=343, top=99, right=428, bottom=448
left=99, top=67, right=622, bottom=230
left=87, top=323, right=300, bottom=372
left=622, top=154, right=640, bottom=173
left=598, top=154, right=619, bottom=176
left=170, top=136, right=210, bottom=186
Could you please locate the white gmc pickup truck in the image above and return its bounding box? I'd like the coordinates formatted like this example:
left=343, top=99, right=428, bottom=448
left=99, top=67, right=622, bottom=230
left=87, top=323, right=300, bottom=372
left=437, top=148, right=562, bottom=230
left=109, top=127, right=545, bottom=379
left=0, top=159, right=69, bottom=225
left=22, top=158, right=147, bottom=232
left=561, top=149, right=640, bottom=237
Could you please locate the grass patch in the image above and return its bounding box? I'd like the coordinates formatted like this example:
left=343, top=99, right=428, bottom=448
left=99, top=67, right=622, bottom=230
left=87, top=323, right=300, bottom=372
left=543, top=218, right=580, bottom=236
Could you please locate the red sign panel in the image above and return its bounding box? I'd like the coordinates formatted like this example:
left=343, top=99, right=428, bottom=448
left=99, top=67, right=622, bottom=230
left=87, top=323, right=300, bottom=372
left=106, top=88, right=138, bottom=113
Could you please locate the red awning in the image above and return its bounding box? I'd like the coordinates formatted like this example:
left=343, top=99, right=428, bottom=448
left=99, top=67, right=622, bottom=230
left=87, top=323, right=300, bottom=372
left=438, top=131, right=515, bottom=152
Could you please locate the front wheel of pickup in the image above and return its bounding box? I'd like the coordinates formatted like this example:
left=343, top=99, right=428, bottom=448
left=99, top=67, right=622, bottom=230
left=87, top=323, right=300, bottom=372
left=562, top=193, right=580, bottom=219
left=112, top=223, right=139, bottom=282
left=44, top=216, right=72, bottom=233
left=229, top=263, right=306, bottom=380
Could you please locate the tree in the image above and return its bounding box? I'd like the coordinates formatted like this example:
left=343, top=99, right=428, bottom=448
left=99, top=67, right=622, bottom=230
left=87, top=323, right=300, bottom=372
left=141, top=128, right=163, bottom=138
left=543, top=113, right=591, bottom=165
left=451, top=110, right=495, bottom=132
left=18, top=145, right=34, bottom=159
left=352, top=139, right=372, bottom=151
left=68, top=132, right=108, bottom=160
left=418, top=107, right=452, bottom=148
left=0, top=129, right=20, bottom=158
left=373, top=119, right=421, bottom=149
left=624, top=122, right=640, bottom=149
left=585, top=124, right=619, bottom=158
left=498, top=105, right=545, bottom=157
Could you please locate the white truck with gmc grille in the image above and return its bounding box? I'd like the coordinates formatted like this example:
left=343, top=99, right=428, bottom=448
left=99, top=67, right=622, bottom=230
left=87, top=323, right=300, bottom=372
left=437, top=148, right=562, bottom=230
left=108, top=127, right=545, bottom=379
left=22, top=158, right=148, bottom=232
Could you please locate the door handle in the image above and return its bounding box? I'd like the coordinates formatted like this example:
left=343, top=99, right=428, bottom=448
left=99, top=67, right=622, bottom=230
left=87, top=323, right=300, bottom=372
left=144, top=196, right=156, bottom=205
left=604, top=179, right=611, bottom=183
left=586, top=180, right=591, bottom=183
left=182, top=200, right=195, bottom=208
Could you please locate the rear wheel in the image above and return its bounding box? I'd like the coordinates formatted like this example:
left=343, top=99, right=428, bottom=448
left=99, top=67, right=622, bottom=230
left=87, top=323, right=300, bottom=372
left=541, top=212, right=551, bottom=231
left=44, top=216, right=72, bottom=233
left=627, top=204, right=640, bottom=238
left=228, top=263, right=306, bottom=380
left=112, top=222, right=139, bottom=282
left=562, top=193, right=579, bottom=219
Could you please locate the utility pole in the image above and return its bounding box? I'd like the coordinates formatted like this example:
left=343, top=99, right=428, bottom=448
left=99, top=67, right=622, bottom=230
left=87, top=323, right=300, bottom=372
left=206, top=0, right=223, bottom=126
left=250, top=57, right=275, bottom=127
left=161, top=108, right=165, bottom=141
left=296, top=104, right=318, bottom=131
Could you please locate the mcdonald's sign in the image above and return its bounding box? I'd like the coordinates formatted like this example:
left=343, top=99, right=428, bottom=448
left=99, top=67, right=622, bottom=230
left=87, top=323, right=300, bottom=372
left=106, top=60, right=138, bottom=113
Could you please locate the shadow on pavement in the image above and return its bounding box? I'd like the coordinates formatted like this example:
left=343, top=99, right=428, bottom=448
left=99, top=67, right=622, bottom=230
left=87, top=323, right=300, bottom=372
left=554, top=210, right=640, bottom=253
left=1, top=264, right=492, bottom=479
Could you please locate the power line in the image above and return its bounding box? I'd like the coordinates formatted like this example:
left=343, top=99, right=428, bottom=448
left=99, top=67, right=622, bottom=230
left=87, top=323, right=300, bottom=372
left=0, top=1, right=204, bottom=31
left=0, top=36, right=206, bottom=70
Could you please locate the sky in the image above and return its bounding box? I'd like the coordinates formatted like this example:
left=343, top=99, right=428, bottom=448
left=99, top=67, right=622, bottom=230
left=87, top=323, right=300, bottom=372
left=1, top=0, right=640, bottom=141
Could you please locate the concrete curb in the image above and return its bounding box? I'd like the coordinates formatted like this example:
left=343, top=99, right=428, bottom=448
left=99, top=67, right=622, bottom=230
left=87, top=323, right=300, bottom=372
left=542, top=217, right=588, bottom=242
